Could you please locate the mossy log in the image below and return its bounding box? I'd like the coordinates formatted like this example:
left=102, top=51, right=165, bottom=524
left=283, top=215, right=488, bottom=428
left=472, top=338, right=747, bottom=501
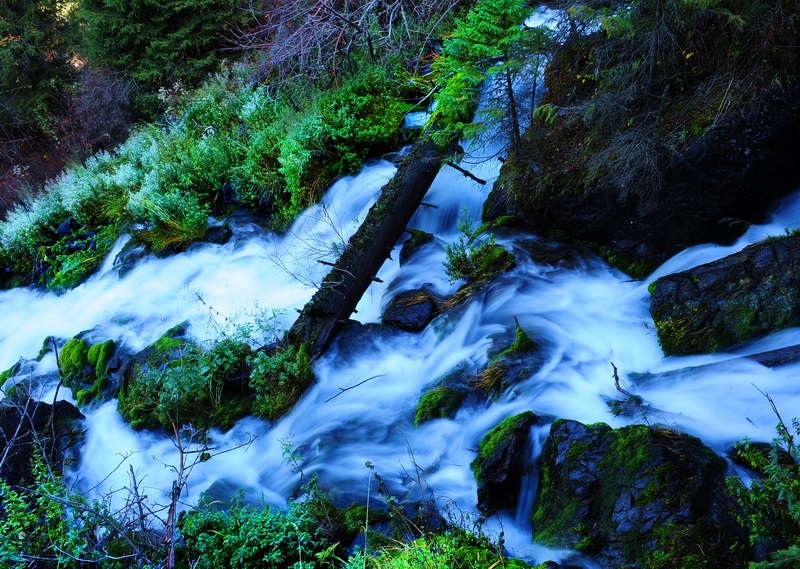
left=288, top=138, right=454, bottom=356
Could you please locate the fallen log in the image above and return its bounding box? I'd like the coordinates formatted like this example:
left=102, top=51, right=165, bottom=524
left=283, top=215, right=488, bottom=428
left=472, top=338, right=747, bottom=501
left=288, top=138, right=454, bottom=356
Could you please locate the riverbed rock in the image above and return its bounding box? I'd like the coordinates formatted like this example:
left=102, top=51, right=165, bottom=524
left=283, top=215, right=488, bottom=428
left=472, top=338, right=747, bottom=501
left=531, top=420, right=745, bottom=568
left=479, top=323, right=542, bottom=393
left=382, top=288, right=441, bottom=332
left=399, top=229, right=434, bottom=265
left=0, top=398, right=84, bottom=485
left=472, top=411, right=540, bottom=514
left=649, top=234, right=800, bottom=355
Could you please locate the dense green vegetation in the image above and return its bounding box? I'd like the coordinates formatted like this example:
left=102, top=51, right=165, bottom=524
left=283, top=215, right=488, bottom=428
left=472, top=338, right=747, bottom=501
left=728, top=413, right=800, bottom=568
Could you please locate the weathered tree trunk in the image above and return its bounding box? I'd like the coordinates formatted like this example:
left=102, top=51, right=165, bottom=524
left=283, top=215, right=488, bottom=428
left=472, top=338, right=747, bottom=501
left=288, top=138, right=454, bottom=356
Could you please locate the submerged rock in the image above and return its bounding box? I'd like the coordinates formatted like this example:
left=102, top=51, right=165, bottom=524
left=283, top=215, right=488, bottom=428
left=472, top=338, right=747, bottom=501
left=399, top=229, right=434, bottom=264
left=531, top=420, right=744, bottom=568
left=650, top=234, right=800, bottom=355
left=472, top=411, right=540, bottom=514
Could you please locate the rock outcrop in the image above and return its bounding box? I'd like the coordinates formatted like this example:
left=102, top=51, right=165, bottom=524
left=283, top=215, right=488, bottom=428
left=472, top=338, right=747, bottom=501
left=531, top=420, right=744, bottom=568
left=0, top=398, right=84, bottom=485
left=649, top=234, right=800, bottom=355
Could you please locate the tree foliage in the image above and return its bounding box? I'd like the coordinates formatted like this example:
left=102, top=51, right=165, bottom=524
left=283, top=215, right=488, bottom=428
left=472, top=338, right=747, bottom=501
left=0, top=0, right=74, bottom=136
left=76, top=0, right=241, bottom=90
left=430, top=0, right=553, bottom=149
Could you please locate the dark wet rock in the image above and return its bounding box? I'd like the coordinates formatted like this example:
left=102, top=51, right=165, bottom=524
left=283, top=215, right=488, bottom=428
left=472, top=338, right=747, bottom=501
left=382, top=288, right=441, bottom=332
left=531, top=420, right=745, bottom=568
left=0, top=398, right=84, bottom=485
left=472, top=411, right=540, bottom=514
left=400, top=229, right=434, bottom=264
left=649, top=234, right=800, bottom=355
left=57, top=217, right=79, bottom=238
left=205, top=223, right=233, bottom=245
left=113, top=238, right=149, bottom=277
left=490, top=87, right=800, bottom=270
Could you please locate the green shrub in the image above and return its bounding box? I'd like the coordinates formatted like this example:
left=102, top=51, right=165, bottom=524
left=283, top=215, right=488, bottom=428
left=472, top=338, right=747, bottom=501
left=727, top=418, right=800, bottom=549
left=444, top=217, right=515, bottom=283
left=178, top=490, right=333, bottom=569
left=44, top=224, right=120, bottom=290
left=119, top=333, right=253, bottom=431
left=248, top=344, right=314, bottom=422
left=344, top=527, right=534, bottom=569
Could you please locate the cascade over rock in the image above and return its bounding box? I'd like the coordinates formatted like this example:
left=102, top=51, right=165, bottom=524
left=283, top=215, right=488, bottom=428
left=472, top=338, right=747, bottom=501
left=649, top=233, right=800, bottom=355
left=471, top=411, right=540, bottom=515
left=531, top=420, right=744, bottom=568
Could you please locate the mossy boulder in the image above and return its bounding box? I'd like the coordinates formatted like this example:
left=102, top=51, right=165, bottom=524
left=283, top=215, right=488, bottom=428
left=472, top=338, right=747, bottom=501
left=382, top=288, right=441, bottom=332
left=472, top=411, right=539, bottom=514
left=59, top=337, right=91, bottom=381
left=488, top=2, right=800, bottom=269
left=58, top=337, right=118, bottom=405
left=650, top=234, right=800, bottom=355
left=531, top=420, right=745, bottom=568
left=415, top=386, right=468, bottom=425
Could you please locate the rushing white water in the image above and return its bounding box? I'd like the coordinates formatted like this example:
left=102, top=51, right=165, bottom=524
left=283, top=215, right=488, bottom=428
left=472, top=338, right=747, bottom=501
left=3, top=138, right=800, bottom=566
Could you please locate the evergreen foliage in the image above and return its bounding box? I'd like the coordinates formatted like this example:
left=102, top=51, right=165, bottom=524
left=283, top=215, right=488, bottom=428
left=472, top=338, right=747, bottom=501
left=0, top=0, right=74, bottom=136
left=76, top=0, right=240, bottom=91
left=430, top=0, right=552, bottom=148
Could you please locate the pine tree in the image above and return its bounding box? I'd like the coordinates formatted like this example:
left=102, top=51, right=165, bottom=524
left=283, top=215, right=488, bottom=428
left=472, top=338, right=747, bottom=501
left=0, top=0, right=74, bottom=135
left=431, top=0, right=552, bottom=149
left=77, top=0, right=240, bottom=90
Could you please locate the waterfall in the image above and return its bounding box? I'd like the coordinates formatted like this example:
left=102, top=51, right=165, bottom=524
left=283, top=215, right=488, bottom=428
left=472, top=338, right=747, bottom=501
left=4, top=76, right=800, bottom=569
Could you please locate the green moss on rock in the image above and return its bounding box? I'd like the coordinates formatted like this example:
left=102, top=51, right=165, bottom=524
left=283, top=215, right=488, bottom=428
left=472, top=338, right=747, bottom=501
left=87, top=339, right=116, bottom=380
left=59, top=338, right=90, bottom=381
left=415, top=387, right=467, bottom=425
left=0, top=362, right=19, bottom=388
left=472, top=411, right=537, bottom=483
left=531, top=420, right=744, bottom=567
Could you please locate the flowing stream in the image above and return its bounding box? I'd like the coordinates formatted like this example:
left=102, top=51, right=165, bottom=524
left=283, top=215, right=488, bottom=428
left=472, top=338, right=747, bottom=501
left=5, top=126, right=800, bottom=568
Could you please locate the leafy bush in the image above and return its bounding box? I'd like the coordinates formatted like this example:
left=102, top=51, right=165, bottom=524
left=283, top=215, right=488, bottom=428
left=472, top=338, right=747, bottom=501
left=728, top=415, right=800, bottom=554
left=249, top=344, right=314, bottom=421
left=120, top=336, right=253, bottom=431
left=343, top=527, right=534, bottom=569
left=178, top=490, right=334, bottom=569
left=0, top=455, right=141, bottom=568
